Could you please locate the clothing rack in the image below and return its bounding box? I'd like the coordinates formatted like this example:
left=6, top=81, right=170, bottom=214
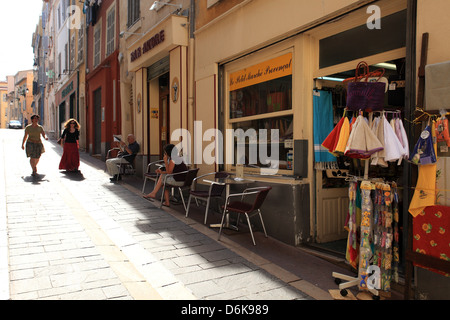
left=332, top=173, right=380, bottom=299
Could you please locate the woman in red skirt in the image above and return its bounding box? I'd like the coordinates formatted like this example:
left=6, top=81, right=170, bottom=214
left=59, top=118, right=81, bottom=172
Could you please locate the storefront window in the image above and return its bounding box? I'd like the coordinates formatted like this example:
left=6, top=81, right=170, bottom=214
left=229, top=75, right=292, bottom=119
left=231, top=115, right=293, bottom=170
left=227, top=52, right=294, bottom=172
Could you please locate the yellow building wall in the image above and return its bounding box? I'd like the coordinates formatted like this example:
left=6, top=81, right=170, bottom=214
left=417, top=0, right=450, bottom=67
left=134, top=68, right=145, bottom=154
left=417, top=0, right=450, bottom=206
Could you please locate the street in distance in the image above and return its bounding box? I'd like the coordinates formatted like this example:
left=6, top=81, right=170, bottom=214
left=181, top=304, right=269, bottom=317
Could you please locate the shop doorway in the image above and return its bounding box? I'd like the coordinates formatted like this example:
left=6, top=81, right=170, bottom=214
left=58, top=102, right=65, bottom=137
left=69, top=92, right=76, bottom=120
left=159, top=73, right=170, bottom=158
left=312, top=58, right=406, bottom=256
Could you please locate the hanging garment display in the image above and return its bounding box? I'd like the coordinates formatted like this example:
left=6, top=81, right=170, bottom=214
left=374, top=183, right=394, bottom=292
left=345, top=181, right=361, bottom=269
left=334, top=116, right=350, bottom=155
left=321, top=115, right=345, bottom=156
left=396, top=116, right=410, bottom=160
left=313, top=90, right=338, bottom=170
left=436, top=115, right=450, bottom=147
left=345, top=115, right=384, bottom=159
left=391, top=183, right=400, bottom=284
left=370, top=115, right=388, bottom=167
left=358, top=180, right=374, bottom=290
left=409, top=121, right=438, bottom=217
left=382, top=115, right=408, bottom=164
left=410, top=125, right=437, bottom=165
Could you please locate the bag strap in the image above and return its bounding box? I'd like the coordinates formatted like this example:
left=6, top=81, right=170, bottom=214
left=354, top=61, right=370, bottom=82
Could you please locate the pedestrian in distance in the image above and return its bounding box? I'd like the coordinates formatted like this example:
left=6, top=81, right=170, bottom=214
left=106, top=134, right=140, bottom=182
left=143, top=144, right=187, bottom=207
left=21, top=114, right=48, bottom=176
left=59, top=118, right=81, bottom=172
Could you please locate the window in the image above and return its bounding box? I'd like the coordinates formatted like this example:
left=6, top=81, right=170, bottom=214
left=106, top=5, right=116, bottom=56
left=319, top=10, right=407, bottom=69
left=127, top=0, right=140, bottom=28
left=77, top=23, right=84, bottom=64
left=227, top=52, right=294, bottom=172
left=58, top=53, right=62, bottom=78
left=65, top=43, right=69, bottom=73
left=70, top=33, right=76, bottom=71
left=93, top=23, right=101, bottom=67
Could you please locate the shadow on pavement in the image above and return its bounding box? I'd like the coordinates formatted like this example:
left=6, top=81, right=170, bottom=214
left=60, top=170, right=85, bottom=181
left=21, top=174, right=49, bottom=185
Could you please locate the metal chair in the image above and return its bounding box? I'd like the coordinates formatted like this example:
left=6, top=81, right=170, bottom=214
left=106, top=148, right=136, bottom=182
left=185, top=172, right=229, bottom=224
left=161, top=168, right=199, bottom=210
left=218, top=186, right=272, bottom=245
left=141, top=160, right=164, bottom=193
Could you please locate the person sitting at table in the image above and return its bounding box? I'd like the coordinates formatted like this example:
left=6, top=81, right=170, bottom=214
left=106, top=134, right=140, bottom=182
left=143, top=144, right=187, bottom=207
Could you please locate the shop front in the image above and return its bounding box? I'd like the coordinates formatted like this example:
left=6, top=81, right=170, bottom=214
left=193, top=0, right=408, bottom=249
left=55, top=72, right=79, bottom=137
left=126, top=14, right=188, bottom=176
left=85, top=51, right=120, bottom=160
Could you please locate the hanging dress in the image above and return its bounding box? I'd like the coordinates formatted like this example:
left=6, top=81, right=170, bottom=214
left=322, top=115, right=345, bottom=156
left=382, top=115, right=407, bottom=163
left=333, top=116, right=350, bottom=155
left=371, top=116, right=388, bottom=167
left=345, top=115, right=384, bottom=159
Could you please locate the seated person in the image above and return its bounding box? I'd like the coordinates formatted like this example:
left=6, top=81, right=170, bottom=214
left=143, top=144, right=187, bottom=207
left=106, top=134, right=140, bottom=181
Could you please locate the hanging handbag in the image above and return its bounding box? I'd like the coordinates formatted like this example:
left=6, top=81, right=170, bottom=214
left=346, top=61, right=386, bottom=112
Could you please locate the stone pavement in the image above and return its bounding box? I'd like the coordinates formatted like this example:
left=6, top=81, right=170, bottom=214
left=1, top=129, right=330, bottom=300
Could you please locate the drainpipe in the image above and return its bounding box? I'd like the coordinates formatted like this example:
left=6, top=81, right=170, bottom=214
left=188, top=0, right=195, bottom=165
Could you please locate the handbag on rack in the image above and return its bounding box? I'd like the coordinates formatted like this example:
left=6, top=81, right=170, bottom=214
left=346, top=61, right=386, bottom=112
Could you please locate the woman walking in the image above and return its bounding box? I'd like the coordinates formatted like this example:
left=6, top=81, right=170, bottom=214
left=21, top=114, right=48, bottom=176
left=59, top=118, right=81, bottom=172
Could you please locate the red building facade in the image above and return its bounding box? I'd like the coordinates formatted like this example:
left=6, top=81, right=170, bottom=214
left=85, top=0, right=121, bottom=158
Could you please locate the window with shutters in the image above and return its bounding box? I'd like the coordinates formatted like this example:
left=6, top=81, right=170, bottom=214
left=106, top=5, right=116, bottom=57
left=93, top=23, right=101, bottom=68
left=77, top=23, right=84, bottom=64
left=127, top=0, right=140, bottom=28
left=70, top=33, right=76, bottom=71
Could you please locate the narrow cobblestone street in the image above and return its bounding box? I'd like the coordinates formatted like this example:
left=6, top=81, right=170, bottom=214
left=1, top=129, right=319, bottom=301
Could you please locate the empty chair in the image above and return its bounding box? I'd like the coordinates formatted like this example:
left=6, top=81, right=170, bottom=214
left=218, top=186, right=272, bottom=246
left=185, top=172, right=229, bottom=224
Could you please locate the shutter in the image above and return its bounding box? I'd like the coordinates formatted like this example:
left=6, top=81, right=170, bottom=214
left=147, top=56, right=170, bottom=81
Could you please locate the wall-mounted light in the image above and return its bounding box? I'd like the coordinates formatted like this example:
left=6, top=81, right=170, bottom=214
left=119, top=31, right=144, bottom=38
left=149, top=1, right=182, bottom=12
